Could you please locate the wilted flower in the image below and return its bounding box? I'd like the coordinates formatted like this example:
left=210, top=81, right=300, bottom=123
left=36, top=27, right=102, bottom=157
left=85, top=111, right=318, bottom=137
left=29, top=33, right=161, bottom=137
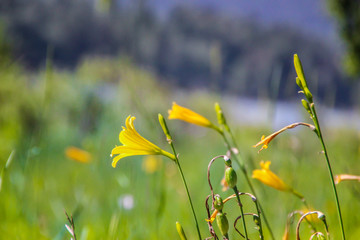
left=65, top=146, right=92, bottom=163
left=252, top=161, right=292, bottom=192
left=168, top=102, right=218, bottom=130
left=253, top=122, right=315, bottom=153
left=335, top=174, right=360, bottom=184
left=110, top=116, right=175, bottom=168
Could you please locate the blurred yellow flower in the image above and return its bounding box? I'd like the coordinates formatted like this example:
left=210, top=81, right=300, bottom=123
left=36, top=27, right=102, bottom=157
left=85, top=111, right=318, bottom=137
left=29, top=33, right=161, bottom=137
left=65, top=146, right=91, bottom=163
left=252, top=161, right=292, bottom=192
left=335, top=174, right=360, bottom=184
left=142, top=155, right=163, bottom=174
left=168, top=102, right=216, bottom=129
left=253, top=122, right=315, bottom=153
left=110, top=116, right=175, bottom=168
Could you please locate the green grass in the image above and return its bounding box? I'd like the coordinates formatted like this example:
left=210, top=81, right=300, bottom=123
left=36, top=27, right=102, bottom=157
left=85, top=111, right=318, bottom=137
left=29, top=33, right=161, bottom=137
left=1, top=56, right=360, bottom=239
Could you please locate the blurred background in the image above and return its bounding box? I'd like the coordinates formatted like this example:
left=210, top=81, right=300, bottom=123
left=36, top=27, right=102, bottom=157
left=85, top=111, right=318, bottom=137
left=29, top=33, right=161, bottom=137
left=1, top=0, right=360, bottom=239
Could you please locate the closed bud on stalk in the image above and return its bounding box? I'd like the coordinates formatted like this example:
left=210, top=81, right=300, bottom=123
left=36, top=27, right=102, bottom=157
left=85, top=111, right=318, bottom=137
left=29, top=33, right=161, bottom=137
left=301, top=99, right=311, bottom=114
left=304, top=88, right=313, bottom=103
left=216, top=212, right=229, bottom=236
left=215, top=102, right=225, bottom=125
left=296, top=77, right=303, bottom=90
left=316, top=233, right=326, bottom=240
left=225, top=167, right=237, bottom=188
left=158, top=114, right=172, bottom=141
left=224, top=156, right=232, bottom=167
left=176, top=221, right=187, bottom=240
left=214, top=195, right=224, bottom=211
left=253, top=215, right=261, bottom=227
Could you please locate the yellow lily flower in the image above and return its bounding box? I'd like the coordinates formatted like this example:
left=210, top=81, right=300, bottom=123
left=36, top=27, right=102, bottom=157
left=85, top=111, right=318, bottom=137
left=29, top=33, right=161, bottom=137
left=253, top=122, right=315, bottom=153
left=168, top=102, right=218, bottom=130
left=110, top=116, right=175, bottom=168
left=335, top=174, right=360, bottom=184
left=65, top=146, right=92, bottom=163
left=252, top=161, right=292, bottom=192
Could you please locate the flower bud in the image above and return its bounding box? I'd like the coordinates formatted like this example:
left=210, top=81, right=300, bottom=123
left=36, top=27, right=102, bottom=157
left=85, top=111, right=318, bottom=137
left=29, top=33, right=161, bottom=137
left=176, top=221, right=187, bottom=240
left=304, top=88, right=313, bottom=103
left=253, top=215, right=260, bottom=227
left=296, top=77, right=303, bottom=90
left=316, top=233, right=326, bottom=240
left=225, top=167, right=237, bottom=188
left=301, top=99, right=312, bottom=114
left=214, top=195, right=223, bottom=211
left=215, top=102, right=225, bottom=125
left=158, top=113, right=172, bottom=141
left=224, top=156, right=232, bottom=167
left=216, top=212, right=229, bottom=236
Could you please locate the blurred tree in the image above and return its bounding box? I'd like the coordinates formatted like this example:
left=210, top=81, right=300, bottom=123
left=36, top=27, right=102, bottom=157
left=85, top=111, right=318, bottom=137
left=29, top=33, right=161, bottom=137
left=328, top=0, right=360, bottom=77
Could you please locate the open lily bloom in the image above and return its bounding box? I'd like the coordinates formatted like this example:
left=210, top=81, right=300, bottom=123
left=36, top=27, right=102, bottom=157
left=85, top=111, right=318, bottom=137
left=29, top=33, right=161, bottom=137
left=168, top=102, right=217, bottom=129
left=252, top=161, right=292, bottom=192
left=111, top=116, right=175, bottom=168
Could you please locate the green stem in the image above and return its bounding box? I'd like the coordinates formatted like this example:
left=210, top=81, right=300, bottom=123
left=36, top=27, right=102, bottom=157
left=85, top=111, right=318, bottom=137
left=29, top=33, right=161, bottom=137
left=220, top=131, right=274, bottom=240
left=291, top=190, right=317, bottom=233
left=169, top=143, right=202, bottom=240
left=233, top=186, right=249, bottom=239
left=254, top=201, right=264, bottom=239
left=311, top=106, right=345, bottom=240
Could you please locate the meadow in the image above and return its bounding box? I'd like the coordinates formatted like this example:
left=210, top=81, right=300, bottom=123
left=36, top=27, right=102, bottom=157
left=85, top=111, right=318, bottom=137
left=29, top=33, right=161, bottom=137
left=1, top=55, right=360, bottom=239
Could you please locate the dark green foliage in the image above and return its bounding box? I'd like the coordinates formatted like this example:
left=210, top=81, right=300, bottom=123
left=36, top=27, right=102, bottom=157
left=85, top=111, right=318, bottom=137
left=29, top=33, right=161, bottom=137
left=328, top=0, right=360, bottom=76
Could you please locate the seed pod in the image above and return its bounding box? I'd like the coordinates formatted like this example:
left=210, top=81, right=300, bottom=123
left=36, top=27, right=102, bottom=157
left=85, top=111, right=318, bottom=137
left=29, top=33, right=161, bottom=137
left=214, top=195, right=223, bottom=211
left=225, top=167, right=237, bottom=188
left=216, top=212, right=229, bottom=236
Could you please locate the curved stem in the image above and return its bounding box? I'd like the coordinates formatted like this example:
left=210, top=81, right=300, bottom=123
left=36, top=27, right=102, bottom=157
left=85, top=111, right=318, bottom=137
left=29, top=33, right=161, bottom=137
left=311, top=105, right=345, bottom=240
left=169, top=143, right=202, bottom=240
left=220, top=131, right=274, bottom=240
left=233, top=186, right=249, bottom=239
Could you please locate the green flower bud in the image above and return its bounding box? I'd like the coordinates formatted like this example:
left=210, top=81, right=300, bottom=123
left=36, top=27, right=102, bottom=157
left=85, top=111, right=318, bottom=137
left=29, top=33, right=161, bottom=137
left=158, top=114, right=172, bottom=141
left=316, top=233, right=326, bottom=240
left=296, top=77, right=303, bottom=90
left=214, top=195, right=223, bottom=211
left=224, top=156, right=232, bottom=167
left=294, top=54, right=308, bottom=89
left=216, top=212, right=229, bottom=236
left=214, top=102, right=226, bottom=126
left=253, top=215, right=260, bottom=227
left=301, top=99, right=312, bottom=115
left=225, top=167, right=237, bottom=188
left=176, top=221, right=187, bottom=240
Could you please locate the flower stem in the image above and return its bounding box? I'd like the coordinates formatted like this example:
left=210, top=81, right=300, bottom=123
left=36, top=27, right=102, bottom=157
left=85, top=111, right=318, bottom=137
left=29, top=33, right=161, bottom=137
left=233, top=186, right=249, bottom=239
left=311, top=105, right=345, bottom=240
left=221, top=131, right=275, bottom=240
left=169, top=142, right=202, bottom=240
